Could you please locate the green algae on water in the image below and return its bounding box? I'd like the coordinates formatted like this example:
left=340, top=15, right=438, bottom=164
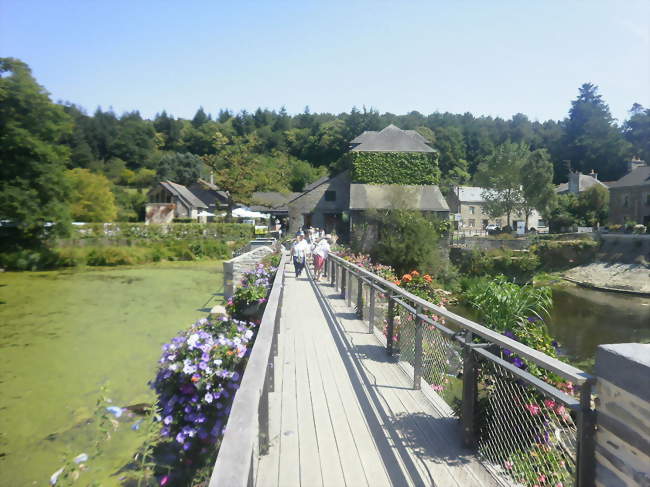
left=0, top=261, right=223, bottom=486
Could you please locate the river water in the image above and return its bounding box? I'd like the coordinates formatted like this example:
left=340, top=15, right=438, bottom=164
left=0, top=262, right=222, bottom=487
left=547, top=285, right=650, bottom=363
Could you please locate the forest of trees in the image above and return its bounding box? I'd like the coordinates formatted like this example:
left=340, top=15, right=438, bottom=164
left=2, top=56, right=649, bottom=241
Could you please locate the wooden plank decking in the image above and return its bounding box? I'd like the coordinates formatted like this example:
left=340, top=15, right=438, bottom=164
left=255, top=262, right=498, bottom=487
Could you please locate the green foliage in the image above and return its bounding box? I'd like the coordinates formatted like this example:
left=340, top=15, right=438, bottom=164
left=451, top=248, right=540, bottom=281
left=463, top=276, right=555, bottom=340
left=65, top=168, right=118, bottom=222
left=623, top=103, right=650, bottom=163
left=0, top=57, right=73, bottom=244
left=357, top=210, right=448, bottom=276
left=531, top=239, right=599, bottom=270
left=577, top=184, right=609, bottom=226
left=156, top=152, right=205, bottom=185
left=521, top=149, right=557, bottom=221
left=350, top=151, right=441, bottom=185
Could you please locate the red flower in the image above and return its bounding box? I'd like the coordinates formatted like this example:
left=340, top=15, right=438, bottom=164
left=402, top=274, right=413, bottom=282
left=423, top=274, right=432, bottom=282
left=410, top=270, right=420, bottom=277
left=393, top=280, right=401, bottom=286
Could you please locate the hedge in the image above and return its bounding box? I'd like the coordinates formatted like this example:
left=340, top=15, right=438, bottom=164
left=70, top=223, right=254, bottom=241
left=350, top=152, right=441, bottom=185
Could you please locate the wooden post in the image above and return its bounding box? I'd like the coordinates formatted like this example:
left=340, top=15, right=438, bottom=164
left=368, top=285, right=376, bottom=333
left=461, top=331, right=478, bottom=449
left=413, top=306, right=423, bottom=390
left=386, top=294, right=395, bottom=355
left=341, top=267, right=346, bottom=298
left=576, top=379, right=596, bottom=487
left=346, top=270, right=352, bottom=307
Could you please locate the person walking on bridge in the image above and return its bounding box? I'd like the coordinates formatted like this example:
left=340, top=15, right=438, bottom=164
left=290, top=232, right=310, bottom=278
left=312, top=235, right=331, bottom=281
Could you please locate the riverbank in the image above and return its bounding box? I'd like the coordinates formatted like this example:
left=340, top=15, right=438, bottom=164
left=0, top=261, right=223, bottom=486
left=562, top=262, right=650, bottom=294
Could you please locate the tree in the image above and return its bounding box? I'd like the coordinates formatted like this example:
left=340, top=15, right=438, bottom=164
left=202, top=133, right=262, bottom=219
left=564, top=83, right=631, bottom=181
left=65, top=168, right=117, bottom=222
left=475, top=142, right=528, bottom=227
left=156, top=152, right=204, bottom=186
left=623, top=104, right=650, bottom=163
left=577, top=184, right=609, bottom=227
left=433, top=126, right=470, bottom=191
left=0, top=58, right=73, bottom=245
left=191, top=107, right=210, bottom=128
left=521, top=149, right=557, bottom=228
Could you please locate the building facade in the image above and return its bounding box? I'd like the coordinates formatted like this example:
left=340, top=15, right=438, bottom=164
left=608, top=163, right=650, bottom=226
left=447, top=186, right=545, bottom=232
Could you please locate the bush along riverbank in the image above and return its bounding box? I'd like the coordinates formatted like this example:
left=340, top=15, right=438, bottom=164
left=48, top=255, right=279, bottom=486
left=0, top=239, right=238, bottom=270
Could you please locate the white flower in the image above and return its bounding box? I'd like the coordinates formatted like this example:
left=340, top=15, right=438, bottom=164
left=169, top=363, right=179, bottom=372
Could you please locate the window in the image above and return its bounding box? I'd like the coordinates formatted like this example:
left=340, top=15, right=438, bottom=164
left=325, top=190, right=336, bottom=202
left=469, top=206, right=476, bottom=215
left=496, top=219, right=502, bottom=226
left=538, top=219, right=547, bottom=227
left=468, top=219, right=475, bottom=227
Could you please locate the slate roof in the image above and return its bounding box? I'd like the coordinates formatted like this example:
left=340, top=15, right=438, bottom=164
left=250, top=191, right=300, bottom=212
left=188, top=179, right=228, bottom=208
left=349, top=184, right=449, bottom=211
left=349, top=124, right=436, bottom=153
left=608, top=165, right=650, bottom=189
left=159, top=181, right=207, bottom=209
left=303, top=174, right=331, bottom=192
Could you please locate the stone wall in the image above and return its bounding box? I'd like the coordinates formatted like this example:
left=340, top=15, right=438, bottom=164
left=223, top=246, right=275, bottom=298
left=594, top=343, right=650, bottom=487
left=452, top=236, right=532, bottom=251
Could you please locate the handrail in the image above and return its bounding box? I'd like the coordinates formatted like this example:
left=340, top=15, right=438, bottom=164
left=209, top=251, right=287, bottom=487
left=329, top=253, right=591, bottom=384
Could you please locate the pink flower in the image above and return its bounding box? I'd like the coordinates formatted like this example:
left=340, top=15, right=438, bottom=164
left=160, top=476, right=169, bottom=486
left=538, top=474, right=547, bottom=483
left=432, top=385, right=444, bottom=392
left=525, top=403, right=541, bottom=415
left=555, top=483, right=564, bottom=487
left=544, top=399, right=556, bottom=409
left=504, top=460, right=513, bottom=470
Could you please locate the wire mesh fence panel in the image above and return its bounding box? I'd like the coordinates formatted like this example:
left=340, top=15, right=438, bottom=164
left=374, top=290, right=391, bottom=336
left=395, top=304, right=417, bottom=368
left=348, top=272, right=357, bottom=311
left=476, top=358, right=578, bottom=487
left=420, top=319, right=464, bottom=407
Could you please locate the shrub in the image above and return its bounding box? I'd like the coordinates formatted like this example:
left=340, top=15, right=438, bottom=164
left=85, top=246, right=151, bottom=266
left=531, top=239, right=598, bottom=269
left=71, top=223, right=254, bottom=242
left=226, top=264, right=276, bottom=320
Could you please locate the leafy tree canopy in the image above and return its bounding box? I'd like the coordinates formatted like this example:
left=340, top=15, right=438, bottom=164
left=65, top=168, right=117, bottom=222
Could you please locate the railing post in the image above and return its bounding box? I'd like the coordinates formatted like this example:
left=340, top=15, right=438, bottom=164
left=413, top=305, right=423, bottom=390
left=461, top=331, right=478, bottom=449
left=346, top=269, right=352, bottom=307
left=331, top=259, right=336, bottom=286
left=340, top=266, right=346, bottom=298
left=368, top=285, right=376, bottom=333
left=576, top=379, right=596, bottom=487
left=356, top=276, right=363, bottom=319
left=386, top=293, right=395, bottom=355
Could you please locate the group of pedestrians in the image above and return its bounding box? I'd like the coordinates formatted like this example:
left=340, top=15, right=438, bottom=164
left=290, top=228, right=331, bottom=280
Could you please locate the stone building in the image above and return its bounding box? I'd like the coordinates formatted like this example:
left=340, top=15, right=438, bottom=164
left=608, top=160, right=650, bottom=226
left=446, top=186, right=545, bottom=232
left=555, top=170, right=609, bottom=195
left=146, top=181, right=209, bottom=224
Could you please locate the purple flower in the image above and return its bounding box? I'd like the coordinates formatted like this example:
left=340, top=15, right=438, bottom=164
left=503, top=330, right=515, bottom=339
left=204, top=392, right=213, bottom=403
left=503, top=348, right=512, bottom=357
left=163, top=415, right=173, bottom=425
left=552, top=340, right=559, bottom=348
left=176, top=432, right=185, bottom=444
left=512, top=357, right=525, bottom=369
left=527, top=316, right=539, bottom=323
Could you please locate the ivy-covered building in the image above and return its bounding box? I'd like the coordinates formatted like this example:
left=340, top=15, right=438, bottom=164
left=287, top=125, right=446, bottom=238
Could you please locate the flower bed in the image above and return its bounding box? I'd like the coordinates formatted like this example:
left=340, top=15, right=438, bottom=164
left=150, top=258, right=279, bottom=484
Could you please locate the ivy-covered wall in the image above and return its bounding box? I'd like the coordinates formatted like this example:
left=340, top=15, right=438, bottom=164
left=350, top=152, right=441, bottom=185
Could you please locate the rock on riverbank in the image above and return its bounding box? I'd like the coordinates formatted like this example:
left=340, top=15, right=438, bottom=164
left=563, top=262, right=650, bottom=294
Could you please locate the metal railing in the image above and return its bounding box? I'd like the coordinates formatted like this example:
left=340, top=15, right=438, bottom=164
left=209, top=252, right=287, bottom=487
left=327, top=253, right=595, bottom=487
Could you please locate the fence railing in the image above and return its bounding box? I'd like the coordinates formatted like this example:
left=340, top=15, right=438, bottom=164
left=209, top=251, right=287, bottom=487
left=327, top=253, right=595, bottom=487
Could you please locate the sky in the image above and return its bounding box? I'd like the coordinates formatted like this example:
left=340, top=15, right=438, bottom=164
left=1, top=0, right=648, bottom=123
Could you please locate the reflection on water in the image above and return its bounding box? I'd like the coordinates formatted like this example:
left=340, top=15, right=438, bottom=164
left=547, top=286, right=650, bottom=361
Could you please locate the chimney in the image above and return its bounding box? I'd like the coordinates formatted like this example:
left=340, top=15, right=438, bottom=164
left=627, top=157, right=646, bottom=173
left=210, top=171, right=214, bottom=185
left=589, top=169, right=598, bottom=180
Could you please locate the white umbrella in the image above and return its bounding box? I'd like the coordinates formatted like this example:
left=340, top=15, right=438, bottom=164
left=232, top=207, right=270, bottom=219
left=197, top=210, right=215, bottom=217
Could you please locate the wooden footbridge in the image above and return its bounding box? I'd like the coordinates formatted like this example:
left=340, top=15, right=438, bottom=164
left=210, top=253, right=596, bottom=487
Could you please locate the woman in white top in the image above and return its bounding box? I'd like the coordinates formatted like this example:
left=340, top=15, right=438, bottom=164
left=312, top=235, right=331, bottom=281
left=290, top=232, right=310, bottom=278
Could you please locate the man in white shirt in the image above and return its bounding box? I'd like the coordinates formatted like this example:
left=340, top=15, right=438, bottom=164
left=290, top=232, right=310, bottom=278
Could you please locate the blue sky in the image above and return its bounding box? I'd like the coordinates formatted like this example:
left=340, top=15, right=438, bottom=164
left=1, top=0, right=648, bottom=123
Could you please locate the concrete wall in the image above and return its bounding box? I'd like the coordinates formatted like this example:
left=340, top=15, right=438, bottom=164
left=288, top=172, right=350, bottom=234
left=609, top=186, right=650, bottom=226
left=594, top=343, right=650, bottom=487
left=223, top=245, right=275, bottom=298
